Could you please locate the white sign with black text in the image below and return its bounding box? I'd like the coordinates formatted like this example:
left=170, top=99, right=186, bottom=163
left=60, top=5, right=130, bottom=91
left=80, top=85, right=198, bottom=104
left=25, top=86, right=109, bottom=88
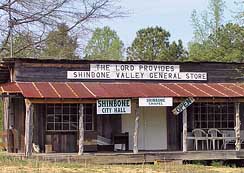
left=97, top=99, right=131, bottom=114
left=67, top=63, right=207, bottom=81
left=139, top=97, right=173, bottom=107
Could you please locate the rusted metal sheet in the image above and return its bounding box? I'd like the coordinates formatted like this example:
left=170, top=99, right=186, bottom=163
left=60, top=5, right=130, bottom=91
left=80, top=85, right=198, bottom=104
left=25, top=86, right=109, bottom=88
left=190, top=84, right=226, bottom=97
left=50, top=83, right=78, bottom=98
left=17, top=82, right=42, bottom=98
left=219, top=83, right=244, bottom=97
left=162, top=84, right=194, bottom=97
left=176, top=83, right=210, bottom=97
left=0, top=82, right=243, bottom=99
left=207, top=84, right=233, bottom=97
left=66, top=83, right=95, bottom=98
left=1, top=82, right=21, bottom=93
left=34, top=82, right=59, bottom=98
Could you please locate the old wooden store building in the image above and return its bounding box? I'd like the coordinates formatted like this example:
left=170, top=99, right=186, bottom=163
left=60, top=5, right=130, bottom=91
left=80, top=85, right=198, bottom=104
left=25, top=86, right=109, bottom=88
left=0, top=58, right=244, bottom=162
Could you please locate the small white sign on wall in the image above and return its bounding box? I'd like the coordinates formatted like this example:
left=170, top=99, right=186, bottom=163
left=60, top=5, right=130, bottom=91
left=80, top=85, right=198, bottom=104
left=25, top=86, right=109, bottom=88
left=139, top=97, right=173, bottom=107
left=97, top=99, right=131, bottom=114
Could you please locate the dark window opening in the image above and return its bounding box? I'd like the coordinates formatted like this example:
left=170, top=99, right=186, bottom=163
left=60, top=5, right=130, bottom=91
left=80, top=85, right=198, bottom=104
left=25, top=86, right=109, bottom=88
left=46, top=104, right=95, bottom=132
left=192, top=102, right=235, bottom=129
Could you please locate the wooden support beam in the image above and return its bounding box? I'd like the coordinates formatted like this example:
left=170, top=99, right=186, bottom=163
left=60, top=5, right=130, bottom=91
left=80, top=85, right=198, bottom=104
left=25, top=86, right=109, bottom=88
left=78, top=104, right=84, bottom=155
left=29, top=98, right=96, bottom=104
left=133, top=105, right=139, bottom=154
left=183, top=109, right=187, bottom=152
left=3, top=97, right=10, bottom=151
left=24, top=99, right=33, bottom=157
left=3, top=97, right=10, bottom=131
left=235, top=102, right=241, bottom=151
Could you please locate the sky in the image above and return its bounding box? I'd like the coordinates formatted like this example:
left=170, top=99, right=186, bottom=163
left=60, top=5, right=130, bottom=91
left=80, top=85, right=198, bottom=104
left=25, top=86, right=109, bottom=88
left=96, top=0, right=239, bottom=48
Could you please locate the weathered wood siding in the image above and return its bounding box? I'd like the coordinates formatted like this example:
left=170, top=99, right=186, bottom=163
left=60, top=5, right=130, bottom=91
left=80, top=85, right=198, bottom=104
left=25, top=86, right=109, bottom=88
left=240, top=103, right=244, bottom=130
left=12, top=97, right=25, bottom=152
left=33, top=104, right=45, bottom=152
left=45, top=133, right=77, bottom=153
left=166, top=106, right=182, bottom=151
left=13, top=61, right=244, bottom=83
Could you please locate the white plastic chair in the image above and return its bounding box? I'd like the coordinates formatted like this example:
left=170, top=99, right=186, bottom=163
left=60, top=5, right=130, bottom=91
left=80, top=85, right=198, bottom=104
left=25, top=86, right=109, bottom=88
left=208, top=128, right=225, bottom=150
left=192, top=129, right=209, bottom=150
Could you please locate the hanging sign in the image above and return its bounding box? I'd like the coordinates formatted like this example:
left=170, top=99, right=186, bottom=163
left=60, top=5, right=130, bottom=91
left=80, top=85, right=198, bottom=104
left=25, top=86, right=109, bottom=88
left=139, top=97, right=173, bottom=107
left=172, top=97, right=195, bottom=115
left=97, top=99, right=131, bottom=114
left=67, top=64, right=207, bottom=81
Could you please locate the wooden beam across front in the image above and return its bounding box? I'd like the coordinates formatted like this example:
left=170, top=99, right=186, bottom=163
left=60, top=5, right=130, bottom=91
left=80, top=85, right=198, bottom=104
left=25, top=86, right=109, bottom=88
left=173, top=97, right=244, bottom=103
left=25, top=97, right=244, bottom=104
left=28, top=99, right=96, bottom=104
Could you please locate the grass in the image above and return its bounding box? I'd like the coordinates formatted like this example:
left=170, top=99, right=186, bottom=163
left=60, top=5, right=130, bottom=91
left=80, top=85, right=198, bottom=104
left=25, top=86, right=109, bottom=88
left=0, top=153, right=244, bottom=173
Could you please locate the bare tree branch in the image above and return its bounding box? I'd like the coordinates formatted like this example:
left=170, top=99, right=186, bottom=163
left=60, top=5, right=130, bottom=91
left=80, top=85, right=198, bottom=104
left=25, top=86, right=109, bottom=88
left=0, top=0, right=126, bottom=57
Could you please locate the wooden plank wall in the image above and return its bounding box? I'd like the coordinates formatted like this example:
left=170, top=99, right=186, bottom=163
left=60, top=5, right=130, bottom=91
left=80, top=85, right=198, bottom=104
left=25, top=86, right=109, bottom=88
left=240, top=103, right=244, bottom=130
left=33, top=104, right=45, bottom=152
left=45, top=133, right=77, bottom=153
left=12, top=97, right=25, bottom=152
left=166, top=106, right=182, bottom=151
left=37, top=103, right=99, bottom=153
left=13, top=61, right=244, bottom=83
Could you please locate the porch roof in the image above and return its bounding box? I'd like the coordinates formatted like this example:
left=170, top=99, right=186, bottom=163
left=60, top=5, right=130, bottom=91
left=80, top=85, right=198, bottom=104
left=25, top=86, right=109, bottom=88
left=0, top=82, right=244, bottom=99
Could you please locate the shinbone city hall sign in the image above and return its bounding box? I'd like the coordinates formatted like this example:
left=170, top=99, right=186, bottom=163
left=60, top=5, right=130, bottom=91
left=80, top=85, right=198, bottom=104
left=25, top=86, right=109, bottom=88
left=67, top=64, right=207, bottom=80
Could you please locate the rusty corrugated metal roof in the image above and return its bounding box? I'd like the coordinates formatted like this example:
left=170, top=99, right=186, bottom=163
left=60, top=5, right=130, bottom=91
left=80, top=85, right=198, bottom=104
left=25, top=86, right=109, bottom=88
left=0, top=82, right=243, bottom=99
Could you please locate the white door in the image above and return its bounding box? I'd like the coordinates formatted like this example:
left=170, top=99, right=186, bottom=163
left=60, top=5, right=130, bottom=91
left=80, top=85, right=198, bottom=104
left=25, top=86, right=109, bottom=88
left=142, top=107, right=167, bottom=150
left=122, top=102, right=167, bottom=150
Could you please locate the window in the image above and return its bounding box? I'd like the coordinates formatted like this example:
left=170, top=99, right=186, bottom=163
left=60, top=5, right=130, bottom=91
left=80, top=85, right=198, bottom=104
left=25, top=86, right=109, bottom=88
left=46, top=104, right=95, bottom=132
left=192, top=102, right=234, bottom=129
left=84, top=104, right=95, bottom=131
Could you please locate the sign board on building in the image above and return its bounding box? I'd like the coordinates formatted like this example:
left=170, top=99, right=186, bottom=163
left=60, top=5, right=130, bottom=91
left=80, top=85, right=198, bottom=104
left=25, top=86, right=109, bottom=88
left=172, top=97, right=195, bottom=115
left=67, top=64, right=207, bottom=81
left=139, top=97, right=173, bottom=107
left=97, top=99, right=131, bottom=114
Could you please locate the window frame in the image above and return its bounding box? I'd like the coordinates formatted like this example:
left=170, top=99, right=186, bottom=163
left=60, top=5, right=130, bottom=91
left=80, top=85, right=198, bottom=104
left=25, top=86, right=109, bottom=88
left=46, top=104, right=95, bottom=132
left=192, top=102, right=235, bottom=130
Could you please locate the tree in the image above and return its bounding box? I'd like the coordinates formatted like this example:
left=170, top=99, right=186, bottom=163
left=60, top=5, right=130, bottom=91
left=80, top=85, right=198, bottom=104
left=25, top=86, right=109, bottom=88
left=127, top=26, right=187, bottom=61
left=191, top=0, right=225, bottom=43
left=0, top=0, right=125, bottom=58
left=84, top=26, right=124, bottom=60
left=42, top=24, right=78, bottom=59
left=189, top=23, right=244, bottom=62
left=0, top=32, right=40, bottom=58
left=189, top=0, right=229, bottom=61
left=235, top=1, right=244, bottom=24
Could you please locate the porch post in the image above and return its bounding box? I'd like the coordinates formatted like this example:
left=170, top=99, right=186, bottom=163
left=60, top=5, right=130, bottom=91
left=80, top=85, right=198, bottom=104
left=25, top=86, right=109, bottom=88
left=24, top=99, right=33, bottom=157
left=183, top=109, right=187, bottom=152
left=133, top=104, right=139, bottom=154
left=3, top=97, right=10, bottom=151
left=3, top=97, right=10, bottom=131
left=235, top=102, right=241, bottom=151
left=78, top=104, right=84, bottom=155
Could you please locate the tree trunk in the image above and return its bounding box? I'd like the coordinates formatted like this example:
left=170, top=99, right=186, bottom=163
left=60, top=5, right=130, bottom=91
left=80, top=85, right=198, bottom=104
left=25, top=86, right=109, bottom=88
left=78, top=104, right=84, bottom=155
left=235, top=102, right=241, bottom=151
left=133, top=105, right=139, bottom=154
left=183, top=109, right=187, bottom=152
left=25, top=99, right=33, bottom=157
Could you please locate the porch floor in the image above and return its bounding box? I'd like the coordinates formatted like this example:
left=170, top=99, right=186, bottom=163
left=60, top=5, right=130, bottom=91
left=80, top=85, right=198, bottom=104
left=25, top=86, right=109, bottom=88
left=5, top=150, right=244, bottom=164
